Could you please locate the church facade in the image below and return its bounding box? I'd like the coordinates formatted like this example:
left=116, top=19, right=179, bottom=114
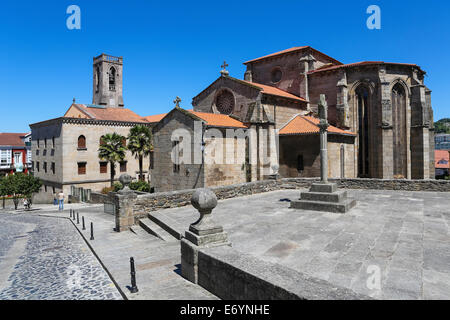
left=151, top=46, right=434, bottom=192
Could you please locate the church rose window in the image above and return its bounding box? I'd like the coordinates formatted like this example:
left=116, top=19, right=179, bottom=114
left=271, top=68, right=282, bottom=83
left=216, top=90, right=235, bottom=115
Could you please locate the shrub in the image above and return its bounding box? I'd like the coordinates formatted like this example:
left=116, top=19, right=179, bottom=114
left=101, top=186, right=115, bottom=194
left=129, top=180, right=151, bottom=192
left=113, top=182, right=123, bottom=192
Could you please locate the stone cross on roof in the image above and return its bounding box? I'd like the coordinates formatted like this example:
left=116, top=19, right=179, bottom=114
left=173, top=96, right=181, bottom=108
left=220, top=60, right=229, bottom=76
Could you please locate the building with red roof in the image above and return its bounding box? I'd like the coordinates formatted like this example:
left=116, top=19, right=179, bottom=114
left=0, top=132, right=32, bottom=175
left=435, top=150, right=449, bottom=178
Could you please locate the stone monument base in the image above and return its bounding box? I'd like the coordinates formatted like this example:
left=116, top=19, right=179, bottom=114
left=290, top=183, right=356, bottom=213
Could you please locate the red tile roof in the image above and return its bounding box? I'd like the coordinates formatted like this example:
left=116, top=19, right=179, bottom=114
left=143, top=113, right=167, bottom=123
left=66, top=104, right=148, bottom=123
left=0, top=133, right=27, bottom=147
left=309, top=61, right=419, bottom=74
left=243, top=46, right=343, bottom=65
left=189, top=111, right=247, bottom=128
left=435, top=150, right=450, bottom=169
left=279, top=115, right=355, bottom=136
left=241, top=80, right=307, bottom=102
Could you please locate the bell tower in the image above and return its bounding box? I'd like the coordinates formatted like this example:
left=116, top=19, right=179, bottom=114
left=92, top=53, right=124, bottom=108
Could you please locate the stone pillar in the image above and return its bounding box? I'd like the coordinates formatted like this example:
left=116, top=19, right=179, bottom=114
left=299, top=54, right=316, bottom=110
left=114, top=174, right=137, bottom=232
left=379, top=66, right=394, bottom=179
left=411, top=83, right=431, bottom=179
left=181, top=188, right=230, bottom=284
left=336, top=70, right=350, bottom=128
left=318, top=94, right=329, bottom=183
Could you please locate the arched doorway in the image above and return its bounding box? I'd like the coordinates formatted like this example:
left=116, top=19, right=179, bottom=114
left=356, top=85, right=370, bottom=177
left=392, top=83, right=407, bottom=178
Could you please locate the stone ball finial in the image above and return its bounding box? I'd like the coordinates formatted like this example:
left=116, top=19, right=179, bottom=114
left=119, top=174, right=133, bottom=187
left=191, top=188, right=217, bottom=214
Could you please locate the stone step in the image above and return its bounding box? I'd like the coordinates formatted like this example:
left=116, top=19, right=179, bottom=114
left=129, top=225, right=157, bottom=239
left=300, top=191, right=347, bottom=203
left=138, top=218, right=178, bottom=242
left=309, top=183, right=337, bottom=193
left=290, top=199, right=356, bottom=214
left=147, top=212, right=184, bottom=240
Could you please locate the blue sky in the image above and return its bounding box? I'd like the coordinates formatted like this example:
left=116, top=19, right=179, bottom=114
left=1, top=0, right=449, bottom=133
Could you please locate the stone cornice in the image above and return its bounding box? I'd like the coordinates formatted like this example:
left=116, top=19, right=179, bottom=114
left=30, top=117, right=150, bottom=129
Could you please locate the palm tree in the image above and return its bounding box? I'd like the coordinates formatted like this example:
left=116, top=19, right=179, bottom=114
left=98, top=133, right=127, bottom=187
left=127, top=125, right=152, bottom=181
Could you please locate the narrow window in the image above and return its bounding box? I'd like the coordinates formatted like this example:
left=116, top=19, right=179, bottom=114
left=78, top=162, right=86, bottom=175
left=78, top=135, right=86, bottom=149
left=44, top=138, right=47, bottom=149
left=100, top=162, right=108, bottom=174
left=43, top=162, right=47, bottom=173
left=95, top=66, right=100, bottom=93
left=150, top=151, right=154, bottom=170
left=109, top=67, right=116, bottom=91
left=120, top=161, right=127, bottom=173
left=37, top=162, right=40, bottom=172
left=51, top=162, right=55, bottom=174
left=100, top=136, right=105, bottom=146
left=52, top=137, right=55, bottom=148
left=172, top=141, right=180, bottom=173
left=297, top=154, right=304, bottom=172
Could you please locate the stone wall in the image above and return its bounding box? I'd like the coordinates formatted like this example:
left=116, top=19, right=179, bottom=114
left=196, top=246, right=367, bottom=300
left=90, top=192, right=109, bottom=204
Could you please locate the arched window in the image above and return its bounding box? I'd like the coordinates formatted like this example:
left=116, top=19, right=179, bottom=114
left=78, top=135, right=86, bottom=149
left=392, top=83, right=407, bottom=178
left=109, top=67, right=116, bottom=91
left=95, top=66, right=100, bottom=93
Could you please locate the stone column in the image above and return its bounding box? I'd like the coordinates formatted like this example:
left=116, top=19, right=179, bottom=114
left=299, top=54, right=316, bottom=111
left=336, top=70, right=349, bottom=128
left=181, top=188, right=230, bottom=284
left=318, top=94, right=329, bottom=183
left=379, top=65, right=394, bottom=179
left=114, top=174, right=137, bottom=232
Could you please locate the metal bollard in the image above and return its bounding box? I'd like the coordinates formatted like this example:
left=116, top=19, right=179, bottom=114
left=129, top=257, right=138, bottom=293
left=76, top=212, right=79, bottom=224
left=70, top=209, right=72, bottom=218
left=90, top=222, right=94, bottom=240
left=72, top=211, right=76, bottom=221
left=82, top=216, right=86, bottom=230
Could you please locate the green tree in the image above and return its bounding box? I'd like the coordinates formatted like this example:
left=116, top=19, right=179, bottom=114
left=0, top=176, right=7, bottom=209
left=0, top=173, right=41, bottom=210
left=127, top=125, right=153, bottom=181
left=19, top=174, right=42, bottom=206
left=98, top=133, right=127, bottom=187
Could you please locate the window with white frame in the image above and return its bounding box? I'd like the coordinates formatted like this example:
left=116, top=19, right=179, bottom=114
left=27, top=150, right=32, bottom=164
left=0, top=150, right=11, bottom=166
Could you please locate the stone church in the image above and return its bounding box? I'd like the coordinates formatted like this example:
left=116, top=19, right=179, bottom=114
left=30, top=47, right=436, bottom=199
left=151, top=46, right=435, bottom=192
